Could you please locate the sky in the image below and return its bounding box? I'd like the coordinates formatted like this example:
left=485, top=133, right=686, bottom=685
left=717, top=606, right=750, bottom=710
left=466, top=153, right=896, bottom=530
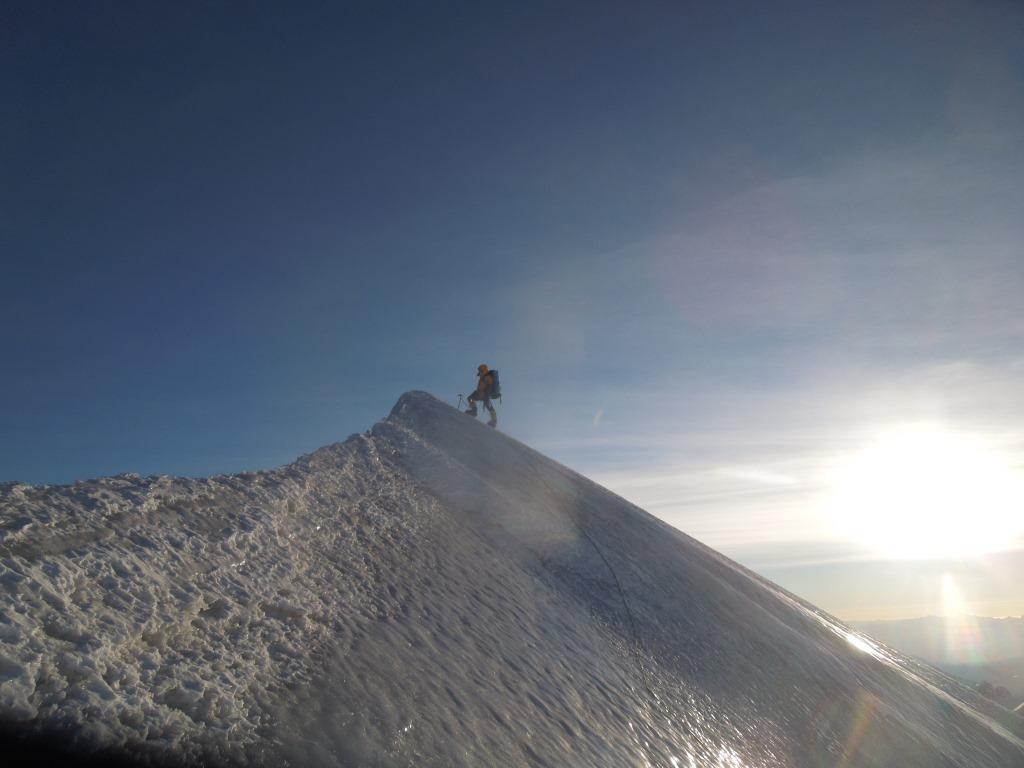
left=3, top=0, right=1023, bottom=621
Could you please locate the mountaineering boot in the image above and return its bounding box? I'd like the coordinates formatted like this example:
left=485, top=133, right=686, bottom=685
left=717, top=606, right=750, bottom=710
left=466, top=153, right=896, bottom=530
left=487, top=417, right=497, bottom=428
left=465, top=408, right=478, bottom=417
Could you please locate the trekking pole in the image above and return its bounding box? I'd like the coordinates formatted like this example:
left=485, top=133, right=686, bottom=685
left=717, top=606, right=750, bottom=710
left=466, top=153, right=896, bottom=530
left=457, top=394, right=464, bottom=410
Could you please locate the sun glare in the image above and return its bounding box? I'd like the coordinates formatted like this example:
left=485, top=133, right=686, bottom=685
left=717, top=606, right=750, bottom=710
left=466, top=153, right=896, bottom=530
left=828, top=425, right=1024, bottom=559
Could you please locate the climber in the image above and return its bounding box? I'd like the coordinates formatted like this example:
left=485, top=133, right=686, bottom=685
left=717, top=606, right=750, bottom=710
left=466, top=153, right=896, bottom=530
left=466, top=364, right=499, bottom=427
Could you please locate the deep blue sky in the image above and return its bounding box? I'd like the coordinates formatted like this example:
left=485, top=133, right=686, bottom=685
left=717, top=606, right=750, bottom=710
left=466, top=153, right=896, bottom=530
left=4, top=1, right=1024, bottom=618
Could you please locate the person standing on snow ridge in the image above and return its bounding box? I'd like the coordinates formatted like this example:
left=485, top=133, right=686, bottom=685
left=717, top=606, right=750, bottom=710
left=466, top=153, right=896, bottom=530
left=466, top=364, right=498, bottom=427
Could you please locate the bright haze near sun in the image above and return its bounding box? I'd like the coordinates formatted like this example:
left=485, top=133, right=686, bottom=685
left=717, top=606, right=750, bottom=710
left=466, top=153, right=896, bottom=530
left=828, top=424, right=1024, bottom=560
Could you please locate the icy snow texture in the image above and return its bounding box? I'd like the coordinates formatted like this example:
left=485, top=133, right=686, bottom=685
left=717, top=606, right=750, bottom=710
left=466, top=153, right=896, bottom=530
left=1, top=391, right=1023, bottom=766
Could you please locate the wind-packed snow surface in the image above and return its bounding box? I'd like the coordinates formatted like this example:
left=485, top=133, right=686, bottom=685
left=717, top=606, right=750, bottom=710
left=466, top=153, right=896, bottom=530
left=2, top=392, right=1023, bottom=767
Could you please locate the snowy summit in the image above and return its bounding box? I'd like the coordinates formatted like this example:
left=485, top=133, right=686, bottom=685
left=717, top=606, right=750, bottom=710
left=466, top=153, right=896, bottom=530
left=1, top=391, right=1023, bottom=766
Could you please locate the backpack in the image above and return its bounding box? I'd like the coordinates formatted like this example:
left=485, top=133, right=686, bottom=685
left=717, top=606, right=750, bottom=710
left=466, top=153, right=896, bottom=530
left=487, top=369, right=501, bottom=399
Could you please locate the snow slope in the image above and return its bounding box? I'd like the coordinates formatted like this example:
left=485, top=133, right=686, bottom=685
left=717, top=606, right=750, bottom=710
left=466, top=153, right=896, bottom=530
left=2, top=391, right=1023, bottom=767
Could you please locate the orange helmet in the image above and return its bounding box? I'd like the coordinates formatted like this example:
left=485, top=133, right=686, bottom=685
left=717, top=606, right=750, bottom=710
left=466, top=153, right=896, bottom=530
left=478, top=364, right=489, bottom=374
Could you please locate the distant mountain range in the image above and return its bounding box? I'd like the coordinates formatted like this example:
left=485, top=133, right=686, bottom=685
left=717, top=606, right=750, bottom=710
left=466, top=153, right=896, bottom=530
left=852, top=615, right=1024, bottom=707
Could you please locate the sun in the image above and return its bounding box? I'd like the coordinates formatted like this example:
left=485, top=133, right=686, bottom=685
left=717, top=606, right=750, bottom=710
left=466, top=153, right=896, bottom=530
left=827, top=424, right=1024, bottom=559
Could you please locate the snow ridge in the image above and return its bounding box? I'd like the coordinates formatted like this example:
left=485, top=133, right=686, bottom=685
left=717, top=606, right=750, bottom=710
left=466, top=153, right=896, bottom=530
left=1, top=391, right=1022, bottom=767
